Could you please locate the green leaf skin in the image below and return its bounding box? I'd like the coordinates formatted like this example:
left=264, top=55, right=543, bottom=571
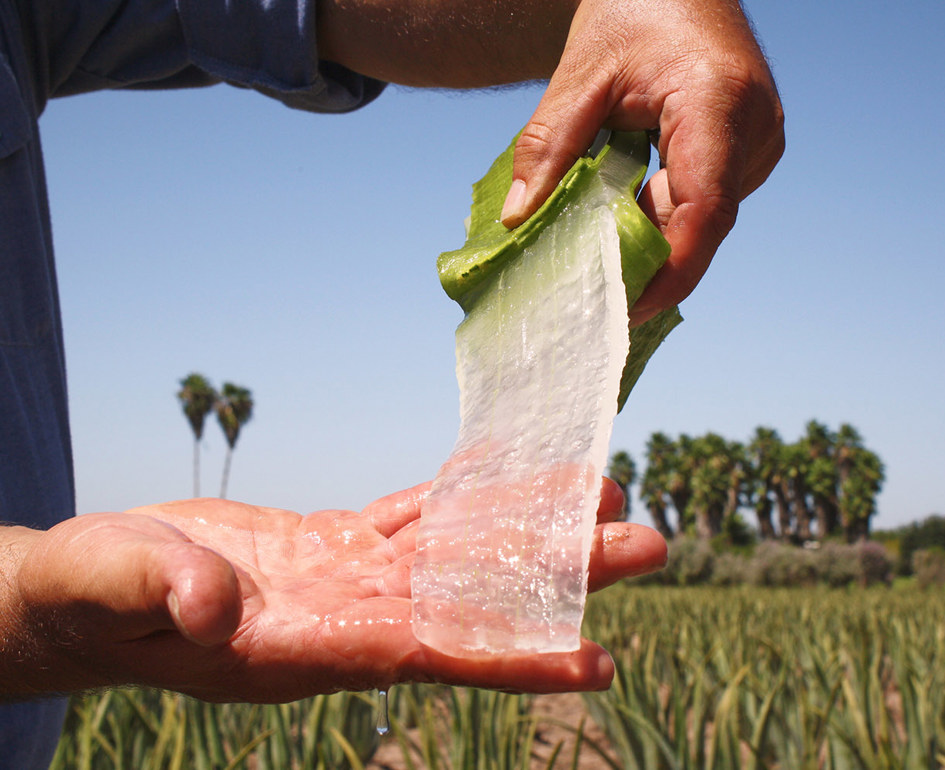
left=438, top=131, right=682, bottom=411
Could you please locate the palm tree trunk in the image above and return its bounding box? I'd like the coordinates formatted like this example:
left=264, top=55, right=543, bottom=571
left=813, top=497, right=835, bottom=539
left=755, top=497, right=776, bottom=539
left=220, top=448, right=233, bottom=499
left=647, top=501, right=674, bottom=539
left=790, top=478, right=813, bottom=542
left=774, top=484, right=792, bottom=540
left=708, top=504, right=726, bottom=538
left=695, top=507, right=713, bottom=540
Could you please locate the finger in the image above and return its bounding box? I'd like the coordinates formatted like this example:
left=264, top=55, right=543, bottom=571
left=365, top=481, right=432, bottom=538
left=587, top=522, right=667, bottom=593
left=597, top=477, right=626, bottom=523
left=630, top=74, right=784, bottom=324
left=158, top=542, right=242, bottom=646
left=387, top=518, right=420, bottom=560
left=628, top=125, right=741, bottom=326
left=406, top=638, right=615, bottom=694
left=500, top=49, right=614, bottom=228
left=380, top=481, right=636, bottom=601
left=629, top=198, right=728, bottom=326
left=19, top=514, right=242, bottom=650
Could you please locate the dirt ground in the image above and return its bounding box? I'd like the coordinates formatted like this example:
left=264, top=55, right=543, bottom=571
left=366, top=691, right=616, bottom=770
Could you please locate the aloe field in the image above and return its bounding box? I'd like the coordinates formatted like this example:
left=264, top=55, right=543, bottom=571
left=51, top=584, right=945, bottom=769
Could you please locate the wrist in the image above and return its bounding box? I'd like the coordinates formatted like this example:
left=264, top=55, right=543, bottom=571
left=0, top=525, right=108, bottom=698
left=0, top=526, right=50, bottom=698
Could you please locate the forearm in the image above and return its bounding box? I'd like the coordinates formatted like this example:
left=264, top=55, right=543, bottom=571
left=314, top=0, right=765, bottom=91
left=316, top=0, right=579, bottom=87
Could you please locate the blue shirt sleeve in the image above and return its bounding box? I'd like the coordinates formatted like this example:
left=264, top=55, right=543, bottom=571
left=20, top=0, right=384, bottom=113
left=175, top=0, right=385, bottom=113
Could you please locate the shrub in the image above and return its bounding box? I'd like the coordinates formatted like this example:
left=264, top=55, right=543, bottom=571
left=812, top=542, right=862, bottom=588
left=857, top=540, right=893, bottom=585
left=913, top=547, right=945, bottom=589
left=709, top=551, right=750, bottom=586
left=807, top=541, right=894, bottom=587
left=664, top=537, right=715, bottom=586
left=634, top=536, right=894, bottom=588
left=897, top=515, right=945, bottom=575
left=748, top=541, right=817, bottom=587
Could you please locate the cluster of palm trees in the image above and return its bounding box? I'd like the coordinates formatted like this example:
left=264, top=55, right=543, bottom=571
left=609, top=420, right=885, bottom=543
left=177, top=373, right=254, bottom=499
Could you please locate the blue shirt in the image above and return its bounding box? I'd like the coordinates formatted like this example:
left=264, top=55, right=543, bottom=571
left=0, top=0, right=382, bottom=764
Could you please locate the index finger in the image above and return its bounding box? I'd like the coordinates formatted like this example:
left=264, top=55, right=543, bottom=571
left=364, top=481, right=432, bottom=538
left=597, top=477, right=627, bottom=523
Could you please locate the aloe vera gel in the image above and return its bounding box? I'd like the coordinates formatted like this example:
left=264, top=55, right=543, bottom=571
left=412, top=133, right=680, bottom=655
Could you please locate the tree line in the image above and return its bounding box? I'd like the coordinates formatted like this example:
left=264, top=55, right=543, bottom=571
left=608, top=420, right=885, bottom=543
left=177, top=373, right=254, bottom=498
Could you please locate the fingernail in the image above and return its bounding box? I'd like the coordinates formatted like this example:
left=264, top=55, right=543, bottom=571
left=500, top=179, right=528, bottom=228
left=593, top=649, right=615, bottom=690
left=168, top=590, right=199, bottom=644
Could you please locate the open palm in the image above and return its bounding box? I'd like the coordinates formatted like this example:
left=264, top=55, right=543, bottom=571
left=19, top=481, right=665, bottom=701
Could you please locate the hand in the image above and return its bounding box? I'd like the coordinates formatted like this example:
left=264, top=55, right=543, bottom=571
left=500, top=0, right=785, bottom=324
left=10, top=480, right=665, bottom=701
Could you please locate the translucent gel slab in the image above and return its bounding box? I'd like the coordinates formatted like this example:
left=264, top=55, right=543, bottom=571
left=411, top=197, right=630, bottom=656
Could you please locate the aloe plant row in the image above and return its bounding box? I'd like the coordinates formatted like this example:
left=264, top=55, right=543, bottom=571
left=49, top=688, right=379, bottom=770
left=51, top=585, right=945, bottom=770
left=583, top=585, right=945, bottom=769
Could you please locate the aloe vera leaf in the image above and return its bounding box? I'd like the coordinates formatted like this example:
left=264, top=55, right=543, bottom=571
left=412, top=132, right=678, bottom=655
left=437, top=131, right=681, bottom=411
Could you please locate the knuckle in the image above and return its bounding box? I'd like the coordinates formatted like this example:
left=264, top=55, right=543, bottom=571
left=703, top=191, right=740, bottom=243
left=514, top=120, right=560, bottom=164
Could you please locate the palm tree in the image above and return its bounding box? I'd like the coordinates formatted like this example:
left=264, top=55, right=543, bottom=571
left=688, top=433, right=741, bottom=539
left=802, top=420, right=840, bottom=538
left=835, top=425, right=884, bottom=541
left=607, top=450, right=637, bottom=520
left=781, top=441, right=813, bottom=542
left=216, top=382, right=254, bottom=499
left=640, top=432, right=676, bottom=538
left=723, top=441, right=750, bottom=525
left=666, top=434, right=696, bottom=533
left=807, top=455, right=839, bottom=538
left=177, top=373, right=217, bottom=497
left=747, top=426, right=782, bottom=539
left=835, top=423, right=864, bottom=478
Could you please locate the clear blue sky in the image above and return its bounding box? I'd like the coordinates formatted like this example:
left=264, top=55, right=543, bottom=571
left=39, top=0, right=944, bottom=530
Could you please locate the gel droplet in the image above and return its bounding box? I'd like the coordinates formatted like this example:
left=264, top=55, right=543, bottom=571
left=376, top=689, right=390, bottom=737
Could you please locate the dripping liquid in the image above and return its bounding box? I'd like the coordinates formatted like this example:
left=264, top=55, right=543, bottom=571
left=376, top=689, right=390, bottom=736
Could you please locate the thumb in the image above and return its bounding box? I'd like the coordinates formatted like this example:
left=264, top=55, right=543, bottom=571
left=157, top=541, right=243, bottom=646
left=499, top=0, right=658, bottom=229
left=500, top=75, right=608, bottom=229
left=20, top=514, right=242, bottom=648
